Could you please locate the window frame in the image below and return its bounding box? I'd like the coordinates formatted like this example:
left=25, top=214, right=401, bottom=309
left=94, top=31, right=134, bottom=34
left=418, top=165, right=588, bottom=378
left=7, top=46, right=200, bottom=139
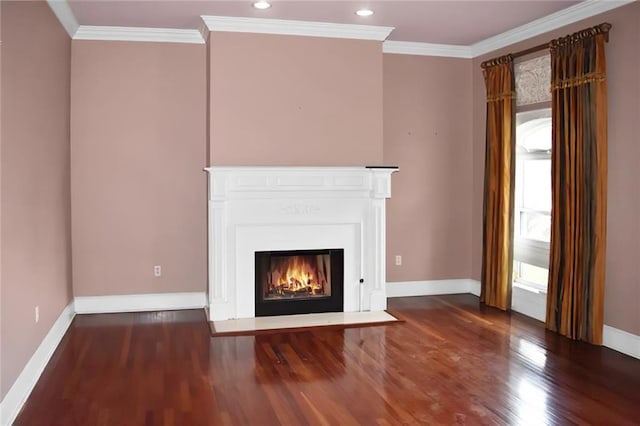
left=513, top=105, right=551, bottom=293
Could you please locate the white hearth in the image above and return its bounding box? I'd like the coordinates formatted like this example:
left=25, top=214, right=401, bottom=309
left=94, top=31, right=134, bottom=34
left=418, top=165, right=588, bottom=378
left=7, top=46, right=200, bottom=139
left=205, top=166, right=397, bottom=321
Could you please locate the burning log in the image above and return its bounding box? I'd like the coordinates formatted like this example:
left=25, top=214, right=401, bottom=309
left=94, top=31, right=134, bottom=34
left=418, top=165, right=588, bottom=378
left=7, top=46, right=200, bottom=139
left=263, top=254, right=330, bottom=299
left=289, top=277, right=303, bottom=289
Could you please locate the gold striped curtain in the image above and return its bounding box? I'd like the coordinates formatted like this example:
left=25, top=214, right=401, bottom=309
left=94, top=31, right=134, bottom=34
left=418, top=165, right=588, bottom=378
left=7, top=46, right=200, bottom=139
left=546, top=23, right=610, bottom=344
left=480, top=56, right=515, bottom=311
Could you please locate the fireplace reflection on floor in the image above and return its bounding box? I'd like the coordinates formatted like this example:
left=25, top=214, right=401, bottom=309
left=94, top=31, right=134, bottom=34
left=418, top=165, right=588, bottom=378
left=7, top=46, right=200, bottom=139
left=254, top=330, right=346, bottom=383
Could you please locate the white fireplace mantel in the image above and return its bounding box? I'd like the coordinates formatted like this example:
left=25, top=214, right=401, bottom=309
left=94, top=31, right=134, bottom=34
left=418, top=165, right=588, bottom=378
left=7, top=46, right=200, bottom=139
left=205, top=166, right=398, bottom=321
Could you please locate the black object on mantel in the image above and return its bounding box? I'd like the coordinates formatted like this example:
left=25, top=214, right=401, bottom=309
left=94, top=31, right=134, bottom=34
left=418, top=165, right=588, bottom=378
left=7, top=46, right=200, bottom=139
left=365, top=166, right=399, bottom=169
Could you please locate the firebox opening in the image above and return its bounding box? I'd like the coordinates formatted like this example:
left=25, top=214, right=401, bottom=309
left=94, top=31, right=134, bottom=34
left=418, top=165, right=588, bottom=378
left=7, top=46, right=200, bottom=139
left=255, top=249, right=344, bottom=317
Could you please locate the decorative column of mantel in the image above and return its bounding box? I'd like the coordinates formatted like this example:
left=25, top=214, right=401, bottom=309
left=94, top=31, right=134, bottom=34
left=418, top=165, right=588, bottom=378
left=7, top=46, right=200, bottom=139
left=205, top=166, right=398, bottom=321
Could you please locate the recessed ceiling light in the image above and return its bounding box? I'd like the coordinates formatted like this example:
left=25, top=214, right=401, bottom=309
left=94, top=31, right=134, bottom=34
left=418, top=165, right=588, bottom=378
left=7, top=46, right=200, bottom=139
left=253, top=1, right=271, bottom=10
left=355, top=8, right=374, bottom=17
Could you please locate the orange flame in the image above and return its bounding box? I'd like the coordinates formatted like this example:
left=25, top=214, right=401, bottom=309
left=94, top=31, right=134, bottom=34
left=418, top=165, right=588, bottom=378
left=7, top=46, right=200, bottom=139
left=269, top=255, right=326, bottom=296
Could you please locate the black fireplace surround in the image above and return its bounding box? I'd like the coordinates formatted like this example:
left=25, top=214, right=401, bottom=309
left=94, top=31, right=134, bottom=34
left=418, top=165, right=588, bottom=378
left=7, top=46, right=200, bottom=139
left=254, top=248, right=344, bottom=317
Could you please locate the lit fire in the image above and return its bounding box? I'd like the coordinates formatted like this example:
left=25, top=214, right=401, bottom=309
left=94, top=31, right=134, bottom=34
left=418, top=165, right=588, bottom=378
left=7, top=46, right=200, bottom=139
left=267, top=255, right=327, bottom=298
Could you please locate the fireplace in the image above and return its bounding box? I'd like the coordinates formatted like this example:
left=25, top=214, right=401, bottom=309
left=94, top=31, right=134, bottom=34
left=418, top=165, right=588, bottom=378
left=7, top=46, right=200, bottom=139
left=255, top=249, right=344, bottom=316
left=205, top=166, right=397, bottom=321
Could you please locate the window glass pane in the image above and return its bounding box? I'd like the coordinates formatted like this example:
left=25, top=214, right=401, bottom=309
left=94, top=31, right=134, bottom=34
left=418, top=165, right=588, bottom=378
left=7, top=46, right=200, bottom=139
left=516, top=110, right=551, bottom=152
left=519, top=212, right=551, bottom=242
left=522, top=159, right=551, bottom=212
left=514, top=262, right=549, bottom=288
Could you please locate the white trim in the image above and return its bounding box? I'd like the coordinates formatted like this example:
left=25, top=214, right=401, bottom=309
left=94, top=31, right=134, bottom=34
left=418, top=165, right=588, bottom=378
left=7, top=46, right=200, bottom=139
left=201, top=16, right=394, bottom=41
left=0, top=302, right=76, bottom=426
left=383, top=41, right=472, bottom=58
left=470, top=0, right=635, bottom=57
left=73, top=26, right=205, bottom=44
left=389, top=279, right=640, bottom=360
left=74, top=292, right=207, bottom=314
left=386, top=279, right=479, bottom=298
left=0, top=288, right=634, bottom=426
left=383, top=0, right=634, bottom=58
left=198, top=20, right=210, bottom=42
left=469, top=279, right=481, bottom=297
left=46, top=0, right=79, bottom=38
left=511, top=284, right=547, bottom=322
left=603, top=325, right=640, bottom=360
left=45, top=0, right=632, bottom=55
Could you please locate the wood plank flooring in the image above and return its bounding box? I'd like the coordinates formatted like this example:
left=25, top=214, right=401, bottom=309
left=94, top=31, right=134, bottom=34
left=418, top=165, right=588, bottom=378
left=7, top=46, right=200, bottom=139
left=14, top=294, right=640, bottom=425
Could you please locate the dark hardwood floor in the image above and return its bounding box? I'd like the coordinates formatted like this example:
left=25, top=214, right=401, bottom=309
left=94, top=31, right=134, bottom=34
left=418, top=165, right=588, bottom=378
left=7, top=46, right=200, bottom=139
left=14, top=294, right=640, bottom=425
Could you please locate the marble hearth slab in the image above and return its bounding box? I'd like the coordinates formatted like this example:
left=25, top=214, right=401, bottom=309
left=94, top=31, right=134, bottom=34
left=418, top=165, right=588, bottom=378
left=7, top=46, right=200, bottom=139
left=210, top=311, right=400, bottom=336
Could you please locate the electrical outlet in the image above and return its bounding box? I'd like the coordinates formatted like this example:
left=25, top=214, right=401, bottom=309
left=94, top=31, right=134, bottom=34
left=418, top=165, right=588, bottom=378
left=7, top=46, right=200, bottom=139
left=154, top=265, right=162, bottom=277
left=395, top=255, right=402, bottom=266
left=35, top=306, right=39, bottom=323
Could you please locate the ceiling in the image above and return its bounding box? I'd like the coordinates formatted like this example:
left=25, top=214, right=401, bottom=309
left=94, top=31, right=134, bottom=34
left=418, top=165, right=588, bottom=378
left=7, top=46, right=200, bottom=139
left=66, top=0, right=585, bottom=46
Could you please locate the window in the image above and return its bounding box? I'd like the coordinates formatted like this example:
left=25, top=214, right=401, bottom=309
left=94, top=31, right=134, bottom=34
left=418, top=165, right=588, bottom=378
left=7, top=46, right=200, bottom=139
left=513, top=55, right=551, bottom=293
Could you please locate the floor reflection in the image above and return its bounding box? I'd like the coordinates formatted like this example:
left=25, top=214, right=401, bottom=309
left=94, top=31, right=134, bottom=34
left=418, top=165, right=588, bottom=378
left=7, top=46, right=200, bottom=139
left=252, top=330, right=347, bottom=383
left=516, top=377, right=550, bottom=425
left=14, top=295, right=640, bottom=425
left=510, top=336, right=550, bottom=424
left=518, top=338, right=547, bottom=369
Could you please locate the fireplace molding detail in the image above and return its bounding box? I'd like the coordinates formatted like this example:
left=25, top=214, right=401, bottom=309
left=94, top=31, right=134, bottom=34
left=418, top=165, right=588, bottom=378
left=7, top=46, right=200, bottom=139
left=205, top=166, right=398, bottom=321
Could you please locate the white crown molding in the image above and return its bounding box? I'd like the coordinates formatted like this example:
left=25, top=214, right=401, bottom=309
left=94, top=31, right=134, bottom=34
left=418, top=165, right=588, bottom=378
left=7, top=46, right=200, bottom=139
left=74, top=292, right=207, bottom=314
left=46, top=0, right=79, bottom=38
left=382, top=0, right=634, bottom=58
left=0, top=302, right=76, bottom=426
left=201, top=16, right=394, bottom=41
left=48, top=0, right=632, bottom=55
left=470, top=0, right=636, bottom=57
left=383, top=41, right=472, bottom=58
left=73, top=26, right=205, bottom=44
left=198, top=20, right=210, bottom=42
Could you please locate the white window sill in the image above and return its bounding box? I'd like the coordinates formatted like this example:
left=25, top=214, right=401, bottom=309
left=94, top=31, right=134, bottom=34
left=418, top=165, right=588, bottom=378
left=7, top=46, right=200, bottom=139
left=513, top=281, right=548, bottom=295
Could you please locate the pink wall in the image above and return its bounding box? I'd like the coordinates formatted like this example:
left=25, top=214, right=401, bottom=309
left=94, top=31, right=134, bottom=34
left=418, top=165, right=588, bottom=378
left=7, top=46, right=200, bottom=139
left=208, top=32, right=383, bottom=166
left=1, top=1, right=72, bottom=399
left=471, top=2, right=640, bottom=335
left=70, top=40, right=207, bottom=296
left=383, top=54, right=473, bottom=282
left=1, top=8, right=636, bottom=406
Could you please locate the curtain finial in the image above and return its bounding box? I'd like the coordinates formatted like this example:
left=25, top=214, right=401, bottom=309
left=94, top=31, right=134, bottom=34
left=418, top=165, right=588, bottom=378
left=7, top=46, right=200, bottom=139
left=481, top=54, right=513, bottom=70
left=550, top=23, right=612, bottom=49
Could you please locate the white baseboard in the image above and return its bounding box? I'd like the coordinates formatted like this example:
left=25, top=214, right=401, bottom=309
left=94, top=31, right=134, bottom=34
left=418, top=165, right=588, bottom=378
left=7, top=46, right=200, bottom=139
left=386, top=279, right=480, bottom=298
left=387, top=279, right=639, bottom=360
left=469, top=279, right=481, bottom=296
left=603, top=325, right=640, bottom=360
left=0, top=302, right=76, bottom=426
left=74, top=291, right=207, bottom=314
left=387, top=279, right=545, bottom=322
left=1, top=292, right=207, bottom=424
left=511, top=285, right=547, bottom=322
left=1, top=287, right=635, bottom=426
